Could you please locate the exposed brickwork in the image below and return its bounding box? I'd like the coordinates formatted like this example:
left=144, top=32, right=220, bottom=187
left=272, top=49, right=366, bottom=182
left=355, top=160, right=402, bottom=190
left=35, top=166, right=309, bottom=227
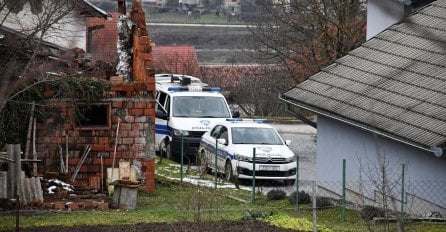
left=85, top=13, right=119, bottom=62
left=36, top=1, right=156, bottom=192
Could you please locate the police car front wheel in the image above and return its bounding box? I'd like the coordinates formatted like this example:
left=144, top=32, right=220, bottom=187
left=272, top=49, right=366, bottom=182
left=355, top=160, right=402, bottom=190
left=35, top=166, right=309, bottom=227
left=224, top=161, right=233, bottom=181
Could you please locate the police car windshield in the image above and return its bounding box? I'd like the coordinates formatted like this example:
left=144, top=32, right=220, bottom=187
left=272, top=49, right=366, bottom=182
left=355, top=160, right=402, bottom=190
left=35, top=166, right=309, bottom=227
left=172, top=96, right=231, bottom=118
left=231, top=127, right=283, bottom=145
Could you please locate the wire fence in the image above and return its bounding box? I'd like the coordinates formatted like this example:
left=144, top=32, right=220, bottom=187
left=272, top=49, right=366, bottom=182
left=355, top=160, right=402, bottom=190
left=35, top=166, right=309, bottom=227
left=1, top=155, right=446, bottom=231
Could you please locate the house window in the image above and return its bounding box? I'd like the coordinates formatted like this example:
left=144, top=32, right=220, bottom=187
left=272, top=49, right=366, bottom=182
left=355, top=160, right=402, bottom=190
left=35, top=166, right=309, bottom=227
left=76, top=103, right=110, bottom=129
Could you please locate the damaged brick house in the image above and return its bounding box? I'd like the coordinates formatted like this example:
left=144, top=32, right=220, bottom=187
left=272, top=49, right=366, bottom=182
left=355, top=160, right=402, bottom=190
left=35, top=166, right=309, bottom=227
left=34, top=1, right=157, bottom=191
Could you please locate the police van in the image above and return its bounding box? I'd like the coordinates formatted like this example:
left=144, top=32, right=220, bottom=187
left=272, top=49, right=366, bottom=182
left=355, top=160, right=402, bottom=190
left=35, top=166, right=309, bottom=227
left=154, top=74, right=239, bottom=163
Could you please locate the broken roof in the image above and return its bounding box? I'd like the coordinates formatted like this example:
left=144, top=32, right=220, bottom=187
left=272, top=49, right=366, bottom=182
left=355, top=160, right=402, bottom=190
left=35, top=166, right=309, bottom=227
left=78, top=0, right=111, bottom=19
left=281, top=0, right=446, bottom=155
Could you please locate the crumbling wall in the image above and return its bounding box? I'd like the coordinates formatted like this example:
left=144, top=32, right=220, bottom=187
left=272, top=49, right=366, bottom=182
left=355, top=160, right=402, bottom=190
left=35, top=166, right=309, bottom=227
left=35, top=0, right=156, bottom=192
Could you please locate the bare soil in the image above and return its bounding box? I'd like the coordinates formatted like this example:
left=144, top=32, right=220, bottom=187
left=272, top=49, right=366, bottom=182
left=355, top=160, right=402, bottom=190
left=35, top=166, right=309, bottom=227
left=16, top=220, right=295, bottom=232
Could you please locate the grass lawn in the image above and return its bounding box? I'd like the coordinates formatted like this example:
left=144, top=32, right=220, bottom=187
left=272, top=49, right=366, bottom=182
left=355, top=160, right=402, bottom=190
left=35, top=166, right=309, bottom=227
left=0, top=157, right=445, bottom=231
left=146, top=12, right=245, bottom=25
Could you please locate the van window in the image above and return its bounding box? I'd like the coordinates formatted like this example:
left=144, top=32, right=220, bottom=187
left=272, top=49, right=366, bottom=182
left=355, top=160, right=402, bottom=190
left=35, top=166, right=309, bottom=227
left=172, top=96, right=231, bottom=118
left=156, top=91, right=167, bottom=112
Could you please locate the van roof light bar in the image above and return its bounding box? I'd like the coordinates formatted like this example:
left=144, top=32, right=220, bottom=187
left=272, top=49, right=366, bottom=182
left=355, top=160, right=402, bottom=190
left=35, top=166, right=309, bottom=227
left=226, top=118, right=267, bottom=123
left=167, top=86, right=221, bottom=92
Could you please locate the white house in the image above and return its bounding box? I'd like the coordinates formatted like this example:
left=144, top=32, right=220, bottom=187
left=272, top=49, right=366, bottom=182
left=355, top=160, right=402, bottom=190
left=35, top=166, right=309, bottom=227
left=0, top=0, right=110, bottom=51
left=281, top=0, right=445, bottom=217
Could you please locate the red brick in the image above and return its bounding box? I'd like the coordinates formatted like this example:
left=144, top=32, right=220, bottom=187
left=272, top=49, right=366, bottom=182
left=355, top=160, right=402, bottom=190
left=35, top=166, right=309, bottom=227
left=89, top=176, right=101, bottom=189
left=119, top=123, right=132, bottom=131
left=102, top=158, right=115, bottom=166
left=124, top=102, right=133, bottom=108
left=43, top=202, right=55, bottom=209
left=117, top=144, right=129, bottom=152
left=66, top=202, right=79, bottom=210
left=134, top=137, right=145, bottom=144
left=117, top=130, right=128, bottom=137
left=54, top=202, right=66, bottom=209
left=92, top=144, right=106, bottom=151
left=122, top=138, right=134, bottom=145
left=134, top=102, right=146, bottom=109
left=112, top=115, right=121, bottom=123
left=132, top=123, right=144, bottom=130
left=134, top=116, right=146, bottom=123
left=87, top=165, right=101, bottom=173
left=131, top=144, right=144, bottom=152
left=79, top=166, right=88, bottom=173
left=99, top=137, right=109, bottom=144
left=68, top=158, right=81, bottom=166
left=97, top=202, right=109, bottom=210
left=124, top=115, right=135, bottom=123
left=129, top=109, right=144, bottom=116
left=126, top=130, right=138, bottom=137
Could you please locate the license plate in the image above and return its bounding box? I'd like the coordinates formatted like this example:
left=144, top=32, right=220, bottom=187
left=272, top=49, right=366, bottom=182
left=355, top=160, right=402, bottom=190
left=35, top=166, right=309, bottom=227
left=259, top=165, right=280, bottom=171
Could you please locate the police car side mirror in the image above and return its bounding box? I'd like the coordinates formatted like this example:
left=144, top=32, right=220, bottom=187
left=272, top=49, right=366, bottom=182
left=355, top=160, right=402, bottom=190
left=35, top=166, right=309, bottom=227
left=156, top=110, right=168, bottom=120
left=217, top=138, right=226, bottom=145
left=232, top=111, right=240, bottom=118
left=285, top=140, right=291, bottom=146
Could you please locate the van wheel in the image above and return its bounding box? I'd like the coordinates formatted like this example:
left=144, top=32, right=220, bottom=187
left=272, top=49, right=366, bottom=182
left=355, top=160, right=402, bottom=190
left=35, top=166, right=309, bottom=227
left=166, top=142, right=172, bottom=160
left=160, top=141, right=167, bottom=158
left=224, top=161, right=233, bottom=182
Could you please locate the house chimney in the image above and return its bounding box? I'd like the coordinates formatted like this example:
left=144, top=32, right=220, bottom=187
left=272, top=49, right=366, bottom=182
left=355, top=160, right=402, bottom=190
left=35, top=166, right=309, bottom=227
left=118, top=0, right=126, bottom=14
left=130, top=0, right=146, bottom=30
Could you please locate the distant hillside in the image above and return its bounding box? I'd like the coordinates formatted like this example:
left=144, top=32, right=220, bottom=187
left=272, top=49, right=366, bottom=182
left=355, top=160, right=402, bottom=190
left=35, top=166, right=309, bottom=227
left=149, top=25, right=263, bottom=65
left=149, top=25, right=252, bottom=50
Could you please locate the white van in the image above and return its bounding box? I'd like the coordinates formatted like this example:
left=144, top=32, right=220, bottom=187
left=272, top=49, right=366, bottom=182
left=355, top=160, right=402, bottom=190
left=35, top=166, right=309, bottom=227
left=154, top=74, right=239, bottom=163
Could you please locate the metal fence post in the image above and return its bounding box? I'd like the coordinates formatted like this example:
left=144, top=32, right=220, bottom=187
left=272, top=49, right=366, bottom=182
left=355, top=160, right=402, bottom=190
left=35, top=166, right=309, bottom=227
left=251, top=147, right=256, bottom=203
left=401, top=164, right=405, bottom=220
left=180, top=133, right=184, bottom=185
left=295, top=156, right=299, bottom=214
left=312, top=181, right=317, bottom=232
left=214, top=139, right=218, bottom=191
left=342, top=159, right=346, bottom=222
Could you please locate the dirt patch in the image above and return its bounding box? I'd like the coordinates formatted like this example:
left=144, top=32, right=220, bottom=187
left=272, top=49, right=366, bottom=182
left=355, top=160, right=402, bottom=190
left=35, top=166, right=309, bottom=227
left=16, top=220, right=295, bottom=232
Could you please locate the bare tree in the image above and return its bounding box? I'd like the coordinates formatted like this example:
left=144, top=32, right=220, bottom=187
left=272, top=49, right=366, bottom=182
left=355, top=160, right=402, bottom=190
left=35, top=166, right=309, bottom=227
left=0, top=0, right=110, bottom=147
left=201, top=65, right=294, bottom=117
left=247, top=0, right=366, bottom=82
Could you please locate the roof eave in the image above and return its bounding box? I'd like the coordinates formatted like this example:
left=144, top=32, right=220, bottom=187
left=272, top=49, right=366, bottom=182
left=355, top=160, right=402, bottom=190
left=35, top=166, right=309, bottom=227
left=279, top=94, right=444, bottom=157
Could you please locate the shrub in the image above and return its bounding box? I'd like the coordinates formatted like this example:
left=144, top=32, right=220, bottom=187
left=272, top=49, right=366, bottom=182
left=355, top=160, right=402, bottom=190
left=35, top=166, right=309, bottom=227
left=360, top=205, right=385, bottom=220
left=264, top=213, right=333, bottom=232
left=316, top=197, right=334, bottom=210
left=288, top=190, right=311, bottom=205
left=267, top=189, right=287, bottom=200
left=243, top=209, right=272, bottom=220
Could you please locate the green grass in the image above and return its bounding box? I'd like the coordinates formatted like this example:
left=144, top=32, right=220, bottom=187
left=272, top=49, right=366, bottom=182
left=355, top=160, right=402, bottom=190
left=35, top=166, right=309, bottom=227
left=1, top=156, right=445, bottom=231
left=146, top=12, right=245, bottom=24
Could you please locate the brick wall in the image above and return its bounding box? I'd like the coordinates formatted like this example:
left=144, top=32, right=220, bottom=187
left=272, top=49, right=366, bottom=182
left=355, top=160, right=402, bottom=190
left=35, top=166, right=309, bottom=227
left=85, top=13, right=119, bottom=63
left=36, top=1, right=156, bottom=192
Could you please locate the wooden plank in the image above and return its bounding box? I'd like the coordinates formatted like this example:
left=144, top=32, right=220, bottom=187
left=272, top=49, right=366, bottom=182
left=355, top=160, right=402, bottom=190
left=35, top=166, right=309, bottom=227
left=14, top=144, right=21, bottom=199
left=7, top=145, right=14, bottom=198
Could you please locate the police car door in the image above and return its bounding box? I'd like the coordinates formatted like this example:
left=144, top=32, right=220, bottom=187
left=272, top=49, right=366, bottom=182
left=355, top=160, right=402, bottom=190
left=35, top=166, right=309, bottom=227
left=155, top=91, right=170, bottom=149
left=215, top=126, right=229, bottom=171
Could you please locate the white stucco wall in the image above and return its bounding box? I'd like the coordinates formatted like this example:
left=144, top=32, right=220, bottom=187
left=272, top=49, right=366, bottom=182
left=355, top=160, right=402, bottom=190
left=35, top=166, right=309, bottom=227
left=366, top=0, right=406, bottom=40
left=316, top=115, right=446, bottom=209
left=1, top=2, right=87, bottom=50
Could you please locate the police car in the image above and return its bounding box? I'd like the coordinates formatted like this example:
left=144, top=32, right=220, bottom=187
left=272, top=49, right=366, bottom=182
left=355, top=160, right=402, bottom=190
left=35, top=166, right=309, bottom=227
left=155, top=74, right=239, bottom=164
left=198, top=119, right=297, bottom=184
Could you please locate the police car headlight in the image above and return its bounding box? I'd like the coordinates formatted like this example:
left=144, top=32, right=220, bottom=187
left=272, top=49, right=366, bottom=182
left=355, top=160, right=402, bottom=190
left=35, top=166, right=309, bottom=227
left=235, top=154, right=251, bottom=162
left=174, top=129, right=189, bottom=136
left=285, top=155, right=297, bottom=163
